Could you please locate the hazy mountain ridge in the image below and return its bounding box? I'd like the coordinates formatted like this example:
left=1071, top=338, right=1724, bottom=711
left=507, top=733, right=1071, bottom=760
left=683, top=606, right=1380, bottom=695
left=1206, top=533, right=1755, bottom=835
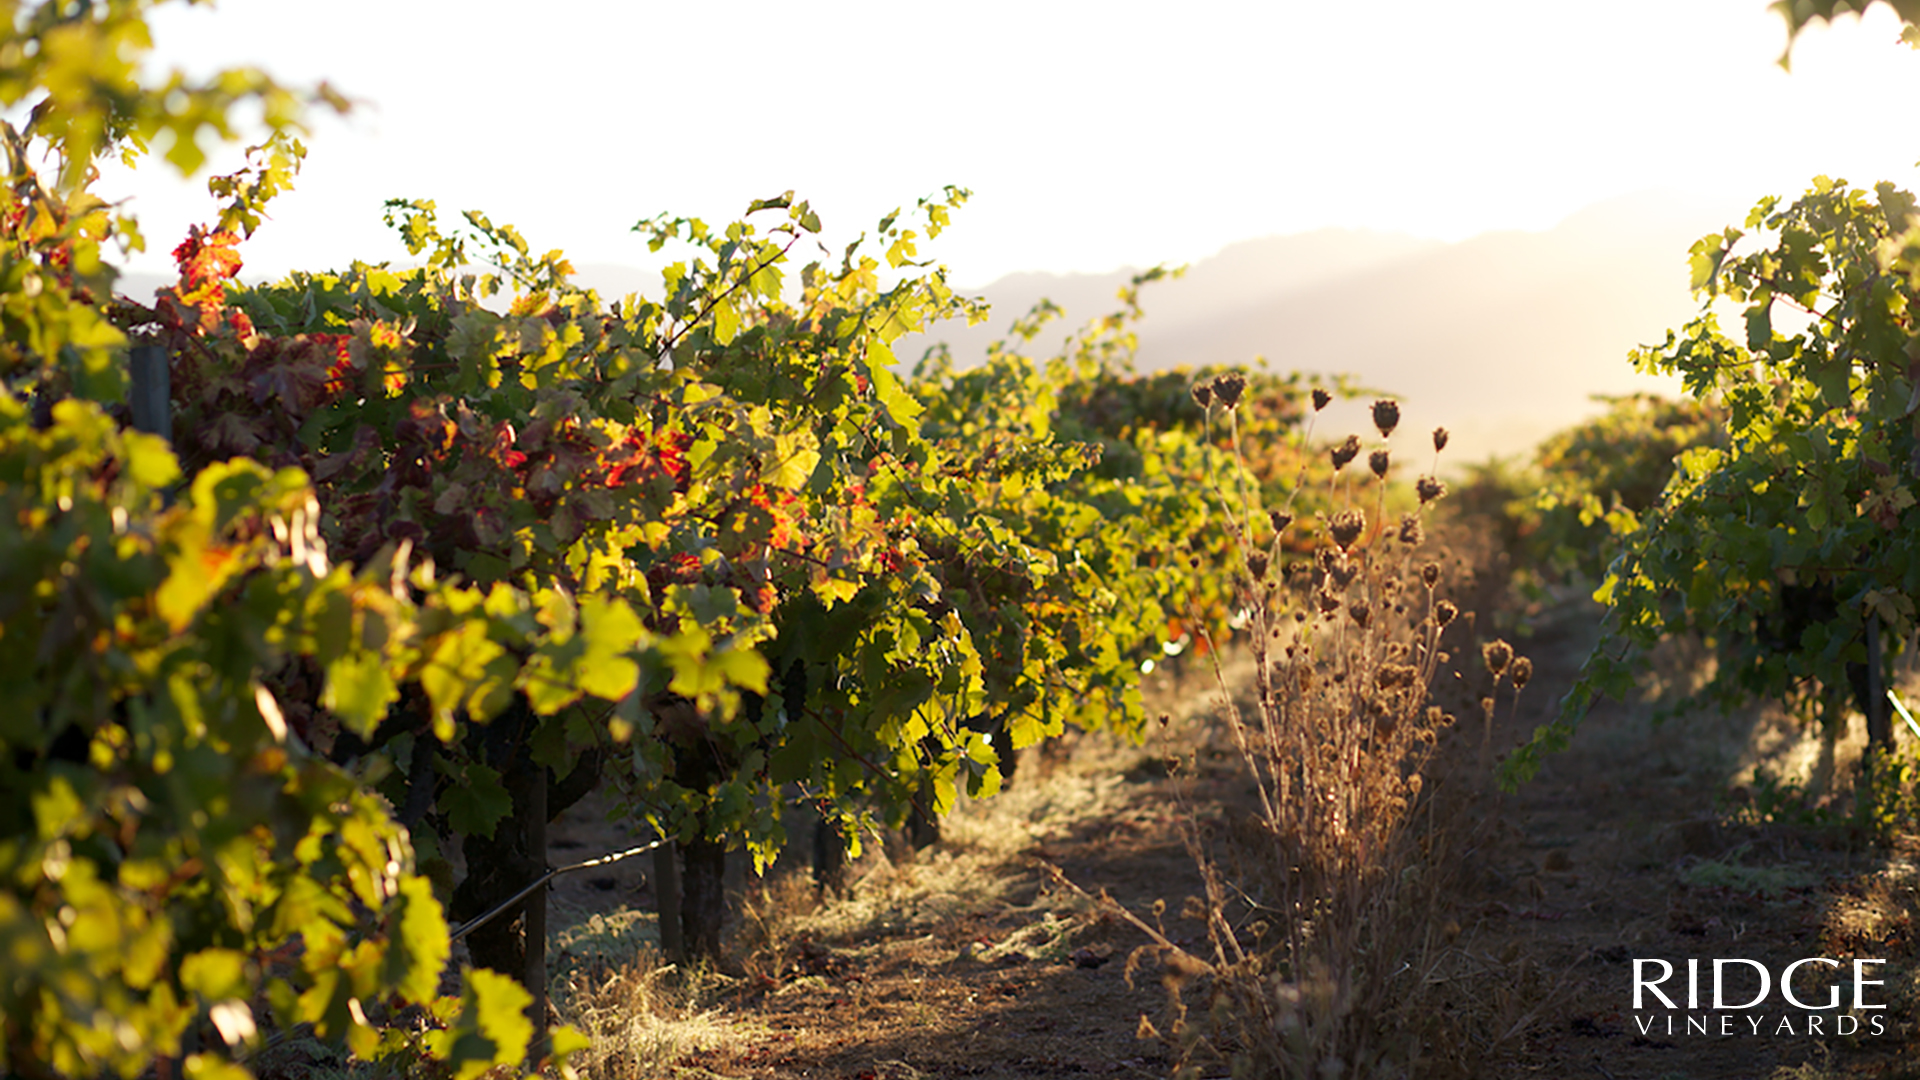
left=912, top=189, right=1751, bottom=464
left=908, top=228, right=1445, bottom=367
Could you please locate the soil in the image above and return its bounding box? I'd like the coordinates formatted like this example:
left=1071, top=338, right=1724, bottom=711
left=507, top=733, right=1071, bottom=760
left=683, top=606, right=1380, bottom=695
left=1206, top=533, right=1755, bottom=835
left=1448, top=603, right=1920, bottom=1080
left=539, top=599, right=1920, bottom=1080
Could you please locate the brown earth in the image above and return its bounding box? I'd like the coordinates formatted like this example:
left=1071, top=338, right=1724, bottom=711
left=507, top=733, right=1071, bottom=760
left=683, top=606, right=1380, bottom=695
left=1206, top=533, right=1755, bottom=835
left=541, top=600, right=1920, bottom=1080
left=1447, top=603, right=1920, bottom=1080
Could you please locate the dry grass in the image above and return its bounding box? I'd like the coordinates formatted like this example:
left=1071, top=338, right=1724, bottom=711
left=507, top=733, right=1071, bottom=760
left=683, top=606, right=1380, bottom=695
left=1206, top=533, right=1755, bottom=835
left=731, top=730, right=1167, bottom=974
left=554, top=946, right=745, bottom=1080
left=540, top=704, right=1205, bottom=1078
left=1059, top=387, right=1561, bottom=1079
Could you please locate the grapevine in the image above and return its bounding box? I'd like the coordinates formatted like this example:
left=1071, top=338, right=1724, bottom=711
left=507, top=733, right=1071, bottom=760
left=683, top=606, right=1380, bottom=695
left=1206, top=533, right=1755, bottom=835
left=1508, top=178, right=1920, bottom=785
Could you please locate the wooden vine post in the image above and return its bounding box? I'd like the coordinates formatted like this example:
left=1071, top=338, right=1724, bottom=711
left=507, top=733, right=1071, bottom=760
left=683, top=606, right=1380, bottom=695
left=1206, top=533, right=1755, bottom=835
left=525, top=765, right=548, bottom=1062
left=129, top=343, right=170, bottom=440
left=1866, top=619, right=1891, bottom=751
left=653, top=842, right=684, bottom=963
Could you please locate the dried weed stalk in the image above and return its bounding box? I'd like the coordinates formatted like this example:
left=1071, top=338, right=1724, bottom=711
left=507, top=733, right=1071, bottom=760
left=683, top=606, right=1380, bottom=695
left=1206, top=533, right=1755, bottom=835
left=1059, top=384, right=1539, bottom=1079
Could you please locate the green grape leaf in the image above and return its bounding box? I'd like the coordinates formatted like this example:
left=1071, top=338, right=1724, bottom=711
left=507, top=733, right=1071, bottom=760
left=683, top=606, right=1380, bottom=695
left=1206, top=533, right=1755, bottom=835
left=422, top=619, right=507, bottom=726
left=155, top=530, right=229, bottom=633
left=574, top=595, right=645, bottom=702
left=383, top=876, right=450, bottom=1004
left=438, top=760, right=512, bottom=839
left=426, top=967, right=534, bottom=1080
left=711, top=295, right=741, bottom=345
left=180, top=949, right=249, bottom=1003
left=930, top=770, right=958, bottom=816
left=548, top=1025, right=592, bottom=1071
left=183, top=1055, right=254, bottom=1080
left=323, top=651, right=399, bottom=739
left=861, top=342, right=924, bottom=426
left=763, top=429, right=821, bottom=490
left=122, top=430, right=182, bottom=491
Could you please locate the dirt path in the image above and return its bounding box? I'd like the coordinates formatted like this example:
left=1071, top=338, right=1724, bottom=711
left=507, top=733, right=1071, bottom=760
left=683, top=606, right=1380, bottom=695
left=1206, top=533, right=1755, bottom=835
left=1454, top=602, right=1920, bottom=1080
left=544, top=602, right=1920, bottom=1080
left=544, top=658, right=1243, bottom=1080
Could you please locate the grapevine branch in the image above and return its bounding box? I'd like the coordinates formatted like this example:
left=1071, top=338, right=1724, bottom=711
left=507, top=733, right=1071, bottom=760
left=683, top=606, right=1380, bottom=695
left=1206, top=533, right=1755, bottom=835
left=653, top=231, right=804, bottom=365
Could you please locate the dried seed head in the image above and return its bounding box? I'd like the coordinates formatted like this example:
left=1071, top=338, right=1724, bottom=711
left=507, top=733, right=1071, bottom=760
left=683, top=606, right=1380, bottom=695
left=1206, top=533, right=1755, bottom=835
left=1191, top=381, right=1213, bottom=408
left=1248, top=550, right=1270, bottom=580
left=1329, top=509, right=1366, bottom=551
left=1397, top=512, right=1424, bottom=547
left=1426, top=706, right=1444, bottom=726
left=1483, top=638, right=1513, bottom=676
left=1329, top=558, right=1359, bottom=590
left=1349, top=602, right=1371, bottom=628
left=1376, top=663, right=1416, bottom=689
left=1416, top=475, right=1448, bottom=504
left=1434, top=599, right=1459, bottom=627
left=1311, top=388, right=1332, bottom=412
left=1433, top=427, right=1450, bottom=453
left=1330, top=434, right=1361, bottom=471
left=1369, top=449, right=1391, bottom=479
left=1317, top=590, right=1342, bottom=614
left=1269, top=509, right=1293, bottom=533
left=1510, top=656, right=1533, bottom=690
left=1212, top=372, right=1247, bottom=409
left=1420, top=562, right=1440, bottom=588
left=1371, top=399, right=1401, bottom=438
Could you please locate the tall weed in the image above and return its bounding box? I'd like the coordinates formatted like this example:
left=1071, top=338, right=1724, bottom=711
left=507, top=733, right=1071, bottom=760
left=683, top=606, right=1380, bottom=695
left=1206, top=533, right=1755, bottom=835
left=1067, top=380, right=1541, bottom=1078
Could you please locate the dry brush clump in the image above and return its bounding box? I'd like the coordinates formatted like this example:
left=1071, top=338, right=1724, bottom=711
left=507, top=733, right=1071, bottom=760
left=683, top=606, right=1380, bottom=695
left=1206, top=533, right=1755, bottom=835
left=555, top=945, right=742, bottom=1080
left=1074, top=381, right=1536, bottom=1079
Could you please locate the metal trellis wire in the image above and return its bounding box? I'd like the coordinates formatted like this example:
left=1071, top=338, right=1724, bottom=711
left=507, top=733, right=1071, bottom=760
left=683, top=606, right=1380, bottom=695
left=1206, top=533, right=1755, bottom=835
left=449, top=835, right=670, bottom=944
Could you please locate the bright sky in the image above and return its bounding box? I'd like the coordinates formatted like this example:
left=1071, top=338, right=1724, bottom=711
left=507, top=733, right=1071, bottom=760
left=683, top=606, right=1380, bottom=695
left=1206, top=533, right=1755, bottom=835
left=107, top=0, right=1920, bottom=288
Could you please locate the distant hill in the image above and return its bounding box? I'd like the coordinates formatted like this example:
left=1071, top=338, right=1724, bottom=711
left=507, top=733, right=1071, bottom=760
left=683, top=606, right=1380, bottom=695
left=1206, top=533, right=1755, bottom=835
left=906, top=189, right=1753, bottom=465
left=902, top=228, right=1446, bottom=366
